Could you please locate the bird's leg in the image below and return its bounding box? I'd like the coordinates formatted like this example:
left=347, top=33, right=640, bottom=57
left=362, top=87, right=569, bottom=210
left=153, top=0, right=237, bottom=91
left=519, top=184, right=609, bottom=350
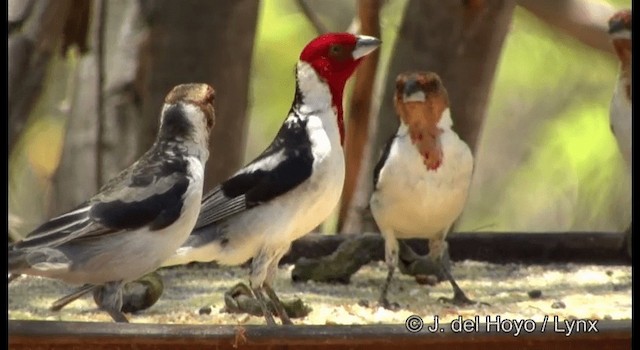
left=429, top=240, right=486, bottom=306
left=397, top=240, right=446, bottom=279
left=50, top=284, right=97, bottom=311
left=379, top=264, right=396, bottom=309
left=263, top=282, right=292, bottom=325
left=263, top=254, right=293, bottom=325
left=436, top=258, right=476, bottom=306
left=97, top=281, right=129, bottom=323
left=250, top=285, right=276, bottom=326
left=378, top=235, right=399, bottom=310
left=250, top=251, right=277, bottom=325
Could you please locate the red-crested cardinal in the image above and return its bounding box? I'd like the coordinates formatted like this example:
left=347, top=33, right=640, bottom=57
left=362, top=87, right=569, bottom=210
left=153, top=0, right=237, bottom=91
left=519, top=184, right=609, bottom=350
left=370, top=72, right=479, bottom=308
left=9, top=84, right=215, bottom=322
left=163, top=33, right=381, bottom=325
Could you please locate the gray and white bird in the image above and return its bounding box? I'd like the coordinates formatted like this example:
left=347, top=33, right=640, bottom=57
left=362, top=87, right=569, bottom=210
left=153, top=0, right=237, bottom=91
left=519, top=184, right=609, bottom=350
left=608, top=9, right=631, bottom=169
left=370, top=72, right=478, bottom=308
left=8, top=83, right=215, bottom=323
left=162, top=33, right=380, bottom=325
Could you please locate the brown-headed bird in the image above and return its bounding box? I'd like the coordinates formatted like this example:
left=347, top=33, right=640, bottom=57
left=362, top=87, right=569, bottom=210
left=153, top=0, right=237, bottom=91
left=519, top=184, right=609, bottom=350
left=370, top=72, right=478, bottom=308
left=608, top=9, right=632, bottom=257
left=8, top=84, right=215, bottom=322
left=608, top=9, right=632, bottom=168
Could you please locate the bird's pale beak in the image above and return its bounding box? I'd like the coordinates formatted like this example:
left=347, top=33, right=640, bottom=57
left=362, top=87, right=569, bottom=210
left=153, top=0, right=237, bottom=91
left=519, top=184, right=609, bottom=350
left=403, top=79, right=426, bottom=103
left=608, top=17, right=629, bottom=34
left=352, top=35, right=381, bottom=60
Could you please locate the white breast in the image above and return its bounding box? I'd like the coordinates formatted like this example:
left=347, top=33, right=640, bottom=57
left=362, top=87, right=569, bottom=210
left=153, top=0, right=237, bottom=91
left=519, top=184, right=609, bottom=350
left=370, top=121, right=473, bottom=240
left=286, top=110, right=345, bottom=238
left=208, top=113, right=343, bottom=266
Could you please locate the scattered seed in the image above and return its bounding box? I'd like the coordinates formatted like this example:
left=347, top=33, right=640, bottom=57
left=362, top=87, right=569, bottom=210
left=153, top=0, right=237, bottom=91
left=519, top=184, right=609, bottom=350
left=198, top=306, right=212, bottom=315
left=415, top=274, right=438, bottom=286
left=527, top=289, right=543, bottom=299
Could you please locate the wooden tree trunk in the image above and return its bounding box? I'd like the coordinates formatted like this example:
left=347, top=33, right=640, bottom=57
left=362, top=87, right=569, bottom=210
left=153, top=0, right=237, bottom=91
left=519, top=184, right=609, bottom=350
left=353, top=0, right=516, bottom=232
left=338, top=0, right=381, bottom=233
left=374, top=0, right=516, bottom=156
left=99, top=1, right=146, bottom=183
left=137, top=0, right=259, bottom=191
left=51, top=1, right=145, bottom=214
left=8, top=0, right=73, bottom=155
left=50, top=1, right=104, bottom=214
left=51, top=0, right=258, bottom=214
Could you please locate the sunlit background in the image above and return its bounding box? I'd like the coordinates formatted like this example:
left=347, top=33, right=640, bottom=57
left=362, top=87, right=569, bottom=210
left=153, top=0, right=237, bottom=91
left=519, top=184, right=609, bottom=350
left=8, top=0, right=631, bottom=237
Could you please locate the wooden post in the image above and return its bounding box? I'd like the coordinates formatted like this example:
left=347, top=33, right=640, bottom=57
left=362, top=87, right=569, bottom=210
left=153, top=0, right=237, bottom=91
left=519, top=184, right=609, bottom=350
left=338, top=0, right=382, bottom=233
left=137, top=0, right=259, bottom=191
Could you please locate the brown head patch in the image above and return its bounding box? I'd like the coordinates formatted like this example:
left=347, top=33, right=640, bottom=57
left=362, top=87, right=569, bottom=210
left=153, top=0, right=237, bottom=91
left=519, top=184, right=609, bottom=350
left=394, top=72, right=449, bottom=171
left=608, top=10, right=632, bottom=100
left=165, top=83, right=216, bottom=131
left=608, top=9, right=632, bottom=35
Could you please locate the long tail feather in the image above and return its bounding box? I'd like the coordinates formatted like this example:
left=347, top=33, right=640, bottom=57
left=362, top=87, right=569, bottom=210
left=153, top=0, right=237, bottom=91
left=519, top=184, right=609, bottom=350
left=50, top=284, right=98, bottom=311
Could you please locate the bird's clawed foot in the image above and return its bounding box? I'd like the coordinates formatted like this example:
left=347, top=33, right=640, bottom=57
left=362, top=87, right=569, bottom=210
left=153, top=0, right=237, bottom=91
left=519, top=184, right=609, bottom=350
left=264, top=283, right=293, bottom=325
left=378, top=297, right=401, bottom=311
left=107, top=309, right=130, bottom=323
left=96, top=281, right=130, bottom=323
left=224, top=282, right=310, bottom=325
left=437, top=288, right=489, bottom=307
left=433, top=254, right=490, bottom=307
left=250, top=285, right=278, bottom=326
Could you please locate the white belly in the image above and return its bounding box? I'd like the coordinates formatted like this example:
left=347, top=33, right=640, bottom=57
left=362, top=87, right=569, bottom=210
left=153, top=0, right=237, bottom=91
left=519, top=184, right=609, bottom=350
left=188, top=113, right=345, bottom=266
left=370, top=131, right=473, bottom=240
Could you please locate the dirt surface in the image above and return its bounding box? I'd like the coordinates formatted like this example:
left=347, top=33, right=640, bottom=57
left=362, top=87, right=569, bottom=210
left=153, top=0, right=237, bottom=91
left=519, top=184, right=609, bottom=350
left=8, top=260, right=632, bottom=325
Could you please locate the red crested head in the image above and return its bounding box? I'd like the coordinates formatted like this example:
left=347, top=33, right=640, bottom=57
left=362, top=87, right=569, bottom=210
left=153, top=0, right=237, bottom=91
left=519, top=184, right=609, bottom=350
left=299, top=33, right=380, bottom=143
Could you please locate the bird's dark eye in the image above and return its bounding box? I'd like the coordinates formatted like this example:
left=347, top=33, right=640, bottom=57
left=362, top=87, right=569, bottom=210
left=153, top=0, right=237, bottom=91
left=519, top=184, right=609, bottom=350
left=329, top=44, right=344, bottom=57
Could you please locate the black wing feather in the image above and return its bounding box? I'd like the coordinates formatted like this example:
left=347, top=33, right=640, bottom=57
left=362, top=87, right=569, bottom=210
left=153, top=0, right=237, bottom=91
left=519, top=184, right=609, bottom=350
left=196, top=115, right=313, bottom=228
left=26, top=203, right=90, bottom=236
left=90, top=177, right=189, bottom=231
left=89, top=149, right=191, bottom=231
left=14, top=144, right=192, bottom=250
left=226, top=149, right=313, bottom=206
left=13, top=207, right=93, bottom=249
left=373, top=135, right=396, bottom=189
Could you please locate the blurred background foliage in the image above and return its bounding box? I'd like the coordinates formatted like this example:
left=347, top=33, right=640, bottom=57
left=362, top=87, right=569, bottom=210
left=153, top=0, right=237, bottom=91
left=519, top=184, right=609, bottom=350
left=8, top=0, right=631, bottom=237
left=461, top=1, right=631, bottom=232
